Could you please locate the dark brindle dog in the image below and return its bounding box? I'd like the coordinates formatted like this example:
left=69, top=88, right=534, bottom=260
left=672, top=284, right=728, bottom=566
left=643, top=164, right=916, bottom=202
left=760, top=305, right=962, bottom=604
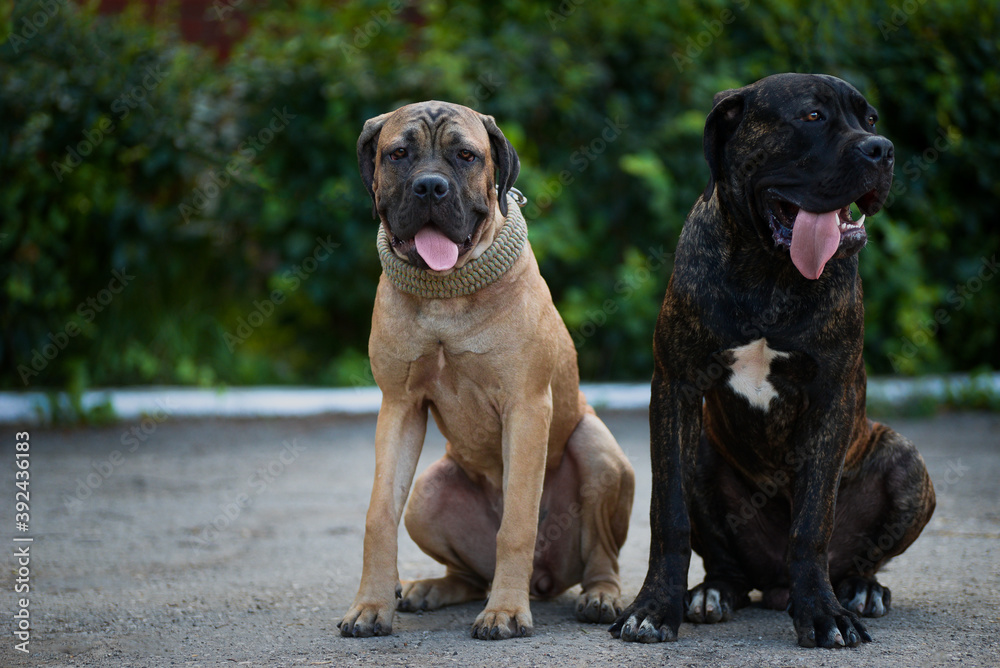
left=610, top=73, right=935, bottom=648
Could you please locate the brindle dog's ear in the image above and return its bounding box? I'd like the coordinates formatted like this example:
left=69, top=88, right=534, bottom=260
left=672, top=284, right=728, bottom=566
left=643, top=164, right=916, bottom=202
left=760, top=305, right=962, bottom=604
left=357, top=112, right=392, bottom=219
left=703, top=89, right=746, bottom=202
left=479, top=114, right=520, bottom=216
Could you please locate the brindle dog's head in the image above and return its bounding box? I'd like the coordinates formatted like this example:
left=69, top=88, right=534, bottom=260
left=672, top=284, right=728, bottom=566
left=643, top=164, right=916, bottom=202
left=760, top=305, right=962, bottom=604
left=703, top=73, right=895, bottom=279
left=357, top=101, right=520, bottom=271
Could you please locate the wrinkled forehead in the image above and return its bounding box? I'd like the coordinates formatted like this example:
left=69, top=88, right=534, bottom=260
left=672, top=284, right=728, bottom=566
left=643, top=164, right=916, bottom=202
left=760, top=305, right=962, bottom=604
left=750, top=74, right=871, bottom=116
left=379, top=102, right=488, bottom=149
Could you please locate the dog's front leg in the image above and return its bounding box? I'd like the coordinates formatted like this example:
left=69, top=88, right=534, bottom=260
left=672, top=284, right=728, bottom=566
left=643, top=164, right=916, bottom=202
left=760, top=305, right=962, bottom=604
left=339, top=399, right=428, bottom=637
left=610, top=368, right=701, bottom=643
left=471, top=392, right=552, bottom=640
left=786, top=390, right=871, bottom=648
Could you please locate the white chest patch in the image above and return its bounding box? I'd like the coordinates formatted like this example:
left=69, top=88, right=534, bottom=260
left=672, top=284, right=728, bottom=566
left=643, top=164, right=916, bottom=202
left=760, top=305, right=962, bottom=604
left=726, top=338, right=789, bottom=410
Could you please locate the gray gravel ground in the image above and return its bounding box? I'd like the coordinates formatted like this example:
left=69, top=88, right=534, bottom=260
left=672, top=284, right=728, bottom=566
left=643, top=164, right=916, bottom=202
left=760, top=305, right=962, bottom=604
left=1, top=410, right=998, bottom=667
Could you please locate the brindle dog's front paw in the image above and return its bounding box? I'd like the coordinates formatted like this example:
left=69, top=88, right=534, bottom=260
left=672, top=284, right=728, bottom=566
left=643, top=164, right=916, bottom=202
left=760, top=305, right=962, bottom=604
left=789, top=592, right=872, bottom=648
left=338, top=599, right=396, bottom=638
left=471, top=590, right=532, bottom=640
left=575, top=584, right=623, bottom=624
left=609, top=590, right=681, bottom=643
left=836, top=576, right=891, bottom=617
left=685, top=581, right=747, bottom=623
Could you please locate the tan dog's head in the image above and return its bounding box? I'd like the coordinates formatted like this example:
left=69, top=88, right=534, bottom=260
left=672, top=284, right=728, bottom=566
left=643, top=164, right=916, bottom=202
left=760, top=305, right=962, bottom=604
left=357, top=101, right=520, bottom=272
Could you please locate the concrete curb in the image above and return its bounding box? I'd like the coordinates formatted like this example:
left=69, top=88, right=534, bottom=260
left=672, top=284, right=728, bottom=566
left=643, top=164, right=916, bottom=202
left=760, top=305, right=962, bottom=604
left=1, top=373, right=997, bottom=424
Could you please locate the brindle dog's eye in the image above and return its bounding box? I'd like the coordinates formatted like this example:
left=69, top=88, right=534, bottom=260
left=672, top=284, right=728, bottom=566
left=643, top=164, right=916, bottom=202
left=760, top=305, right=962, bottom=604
left=803, top=111, right=823, bottom=122
left=867, top=114, right=878, bottom=127
left=389, top=147, right=407, bottom=160
left=458, top=149, right=476, bottom=162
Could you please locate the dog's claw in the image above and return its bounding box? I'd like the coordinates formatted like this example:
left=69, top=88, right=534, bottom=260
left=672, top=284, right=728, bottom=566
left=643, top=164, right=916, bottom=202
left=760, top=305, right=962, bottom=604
left=471, top=603, right=532, bottom=641
left=610, top=592, right=681, bottom=644
left=791, top=591, right=870, bottom=649
left=576, top=587, right=623, bottom=624
left=338, top=600, right=394, bottom=638
left=836, top=576, right=891, bottom=618
left=685, top=581, right=742, bottom=624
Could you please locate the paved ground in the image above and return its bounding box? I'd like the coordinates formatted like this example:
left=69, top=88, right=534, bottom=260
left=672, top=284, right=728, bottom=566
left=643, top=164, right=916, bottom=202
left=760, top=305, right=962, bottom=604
left=1, top=410, right=997, bottom=667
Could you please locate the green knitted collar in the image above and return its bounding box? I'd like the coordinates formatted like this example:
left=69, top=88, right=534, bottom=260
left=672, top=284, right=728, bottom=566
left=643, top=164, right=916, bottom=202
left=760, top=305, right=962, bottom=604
left=376, top=191, right=528, bottom=299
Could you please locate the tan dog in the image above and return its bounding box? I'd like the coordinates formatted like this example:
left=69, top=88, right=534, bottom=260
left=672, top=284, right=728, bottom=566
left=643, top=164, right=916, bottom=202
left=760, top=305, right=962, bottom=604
left=338, top=101, right=634, bottom=640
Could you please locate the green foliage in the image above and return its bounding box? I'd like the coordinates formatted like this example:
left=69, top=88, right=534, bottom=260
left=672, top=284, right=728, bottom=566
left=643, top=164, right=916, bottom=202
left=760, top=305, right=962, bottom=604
left=1, top=0, right=997, bottom=389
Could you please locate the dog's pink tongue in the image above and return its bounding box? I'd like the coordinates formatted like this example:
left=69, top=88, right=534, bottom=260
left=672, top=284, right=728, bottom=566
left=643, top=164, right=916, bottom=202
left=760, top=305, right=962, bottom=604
left=790, top=209, right=841, bottom=280
left=414, top=226, right=460, bottom=271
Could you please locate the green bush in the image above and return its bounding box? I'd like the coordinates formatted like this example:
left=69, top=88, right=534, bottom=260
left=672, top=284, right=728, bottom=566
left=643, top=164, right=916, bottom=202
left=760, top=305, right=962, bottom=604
left=2, top=0, right=997, bottom=389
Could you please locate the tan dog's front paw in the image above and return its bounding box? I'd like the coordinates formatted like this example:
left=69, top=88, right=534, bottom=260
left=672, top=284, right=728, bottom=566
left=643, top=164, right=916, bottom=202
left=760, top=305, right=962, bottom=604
left=338, top=599, right=395, bottom=637
left=576, top=583, right=623, bottom=623
left=471, top=590, right=532, bottom=640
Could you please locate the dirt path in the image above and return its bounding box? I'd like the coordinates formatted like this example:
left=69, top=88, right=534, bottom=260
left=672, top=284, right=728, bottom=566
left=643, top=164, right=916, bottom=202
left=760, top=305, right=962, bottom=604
left=1, top=411, right=998, bottom=667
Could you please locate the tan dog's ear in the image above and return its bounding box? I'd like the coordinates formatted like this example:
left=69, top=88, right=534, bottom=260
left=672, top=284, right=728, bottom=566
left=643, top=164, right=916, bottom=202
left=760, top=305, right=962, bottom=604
left=702, top=89, right=745, bottom=202
left=357, top=112, right=392, bottom=219
left=479, top=114, right=520, bottom=216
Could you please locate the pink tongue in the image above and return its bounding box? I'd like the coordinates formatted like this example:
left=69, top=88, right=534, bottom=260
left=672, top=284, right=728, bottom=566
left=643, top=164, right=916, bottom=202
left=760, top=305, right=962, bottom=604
left=414, top=226, right=460, bottom=271
left=790, top=209, right=841, bottom=280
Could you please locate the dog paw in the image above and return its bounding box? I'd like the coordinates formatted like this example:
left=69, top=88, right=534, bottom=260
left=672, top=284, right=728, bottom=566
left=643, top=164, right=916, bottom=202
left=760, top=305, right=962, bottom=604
left=576, top=584, right=623, bottom=624
left=789, top=593, right=872, bottom=648
left=338, top=599, right=395, bottom=638
left=398, top=575, right=484, bottom=612
left=685, top=581, right=741, bottom=623
left=609, top=589, right=681, bottom=643
left=471, top=607, right=532, bottom=640
left=836, top=576, right=892, bottom=618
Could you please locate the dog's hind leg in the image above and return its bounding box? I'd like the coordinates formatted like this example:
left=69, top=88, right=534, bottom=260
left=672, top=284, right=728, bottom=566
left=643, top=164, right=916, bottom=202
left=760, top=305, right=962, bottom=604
left=559, top=411, right=635, bottom=624
left=829, top=422, right=935, bottom=618
left=401, top=453, right=493, bottom=611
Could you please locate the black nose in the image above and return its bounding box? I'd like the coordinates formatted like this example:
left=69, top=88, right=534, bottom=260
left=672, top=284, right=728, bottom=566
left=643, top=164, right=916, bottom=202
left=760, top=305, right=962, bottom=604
left=856, top=136, right=894, bottom=165
left=412, top=174, right=450, bottom=201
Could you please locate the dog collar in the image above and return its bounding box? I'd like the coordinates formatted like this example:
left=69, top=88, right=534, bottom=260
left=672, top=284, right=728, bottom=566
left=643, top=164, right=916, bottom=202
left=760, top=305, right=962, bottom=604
left=376, top=191, right=528, bottom=299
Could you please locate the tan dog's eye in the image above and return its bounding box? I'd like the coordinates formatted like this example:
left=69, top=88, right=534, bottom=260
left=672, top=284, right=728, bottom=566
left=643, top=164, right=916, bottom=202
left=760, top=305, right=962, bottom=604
left=389, top=147, right=407, bottom=160
left=458, top=149, right=476, bottom=162
left=803, top=111, right=823, bottom=122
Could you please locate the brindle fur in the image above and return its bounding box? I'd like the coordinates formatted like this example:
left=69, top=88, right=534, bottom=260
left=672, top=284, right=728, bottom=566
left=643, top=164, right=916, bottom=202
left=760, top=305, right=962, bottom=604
left=610, top=74, right=935, bottom=649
